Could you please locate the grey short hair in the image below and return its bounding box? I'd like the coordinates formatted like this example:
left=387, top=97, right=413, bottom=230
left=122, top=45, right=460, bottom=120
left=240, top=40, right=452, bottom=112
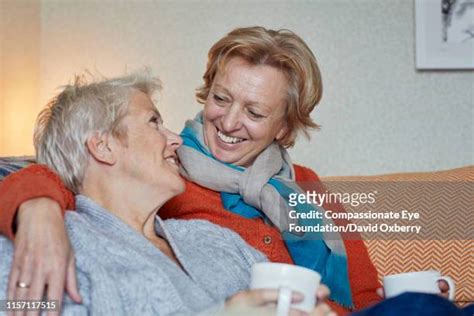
left=34, top=70, right=161, bottom=194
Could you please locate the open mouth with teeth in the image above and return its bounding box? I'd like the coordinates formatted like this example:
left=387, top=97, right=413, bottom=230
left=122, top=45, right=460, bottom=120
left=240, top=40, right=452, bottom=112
left=165, top=156, right=179, bottom=167
left=217, top=130, right=245, bottom=144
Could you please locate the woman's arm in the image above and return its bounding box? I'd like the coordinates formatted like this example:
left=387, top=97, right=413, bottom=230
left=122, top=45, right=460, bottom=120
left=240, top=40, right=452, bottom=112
left=0, top=164, right=75, bottom=239
left=0, top=164, right=81, bottom=312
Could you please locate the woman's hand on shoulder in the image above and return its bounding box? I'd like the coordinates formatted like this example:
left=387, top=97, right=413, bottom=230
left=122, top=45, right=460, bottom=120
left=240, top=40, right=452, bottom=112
left=7, top=197, right=82, bottom=315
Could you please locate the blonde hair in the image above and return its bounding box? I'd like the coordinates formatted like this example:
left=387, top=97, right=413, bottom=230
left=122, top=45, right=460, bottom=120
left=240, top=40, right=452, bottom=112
left=196, top=26, right=323, bottom=147
left=34, top=70, right=161, bottom=193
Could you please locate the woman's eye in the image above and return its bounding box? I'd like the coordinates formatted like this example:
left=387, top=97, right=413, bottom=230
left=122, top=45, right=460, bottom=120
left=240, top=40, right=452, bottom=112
left=248, top=110, right=264, bottom=119
left=213, top=94, right=227, bottom=103
left=149, top=116, right=161, bottom=127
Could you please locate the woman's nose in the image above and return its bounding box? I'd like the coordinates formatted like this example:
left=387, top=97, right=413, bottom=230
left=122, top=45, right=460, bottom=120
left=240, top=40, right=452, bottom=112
left=221, top=105, right=242, bottom=132
left=165, top=129, right=183, bottom=150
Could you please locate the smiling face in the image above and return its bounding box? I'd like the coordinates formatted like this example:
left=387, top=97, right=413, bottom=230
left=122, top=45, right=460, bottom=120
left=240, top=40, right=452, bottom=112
left=116, top=91, right=185, bottom=197
left=202, top=57, right=289, bottom=166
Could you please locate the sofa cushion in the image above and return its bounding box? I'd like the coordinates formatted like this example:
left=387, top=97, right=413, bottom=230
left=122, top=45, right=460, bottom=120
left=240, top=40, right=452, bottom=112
left=321, top=166, right=474, bottom=305
left=0, top=156, right=35, bottom=180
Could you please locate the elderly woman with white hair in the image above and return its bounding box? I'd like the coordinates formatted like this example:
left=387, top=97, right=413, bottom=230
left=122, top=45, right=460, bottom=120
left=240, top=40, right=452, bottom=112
left=0, top=72, right=334, bottom=315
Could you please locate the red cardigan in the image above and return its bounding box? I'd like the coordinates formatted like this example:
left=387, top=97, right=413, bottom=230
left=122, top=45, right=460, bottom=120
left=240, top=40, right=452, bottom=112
left=0, top=164, right=381, bottom=315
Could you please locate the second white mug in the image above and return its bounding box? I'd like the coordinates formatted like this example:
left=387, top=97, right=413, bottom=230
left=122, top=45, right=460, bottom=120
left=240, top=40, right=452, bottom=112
left=383, top=270, right=456, bottom=300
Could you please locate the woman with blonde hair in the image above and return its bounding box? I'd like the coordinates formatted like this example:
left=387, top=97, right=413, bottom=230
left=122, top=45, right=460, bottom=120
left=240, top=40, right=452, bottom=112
left=0, top=26, right=380, bottom=315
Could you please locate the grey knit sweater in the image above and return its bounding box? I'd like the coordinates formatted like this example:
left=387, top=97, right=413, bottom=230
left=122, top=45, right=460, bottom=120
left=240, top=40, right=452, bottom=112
left=0, top=195, right=267, bottom=315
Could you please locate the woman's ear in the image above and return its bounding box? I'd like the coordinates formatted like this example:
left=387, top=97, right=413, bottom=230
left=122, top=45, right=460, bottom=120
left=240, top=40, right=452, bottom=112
left=275, top=122, right=288, bottom=141
left=86, top=132, right=116, bottom=165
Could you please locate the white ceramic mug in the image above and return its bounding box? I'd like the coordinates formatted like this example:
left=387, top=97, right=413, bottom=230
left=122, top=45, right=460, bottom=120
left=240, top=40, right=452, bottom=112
left=383, top=270, right=456, bottom=300
left=250, top=262, right=321, bottom=316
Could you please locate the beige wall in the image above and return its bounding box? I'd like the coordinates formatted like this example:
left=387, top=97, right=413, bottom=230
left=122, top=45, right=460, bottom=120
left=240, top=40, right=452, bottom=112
left=0, top=0, right=41, bottom=156
left=1, top=0, right=473, bottom=175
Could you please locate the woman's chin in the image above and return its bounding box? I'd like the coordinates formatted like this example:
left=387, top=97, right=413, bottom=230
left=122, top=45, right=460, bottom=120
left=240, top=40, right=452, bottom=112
left=173, top=177, right=186, bottom=194
left=212, top=150, right=236, bottom=165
